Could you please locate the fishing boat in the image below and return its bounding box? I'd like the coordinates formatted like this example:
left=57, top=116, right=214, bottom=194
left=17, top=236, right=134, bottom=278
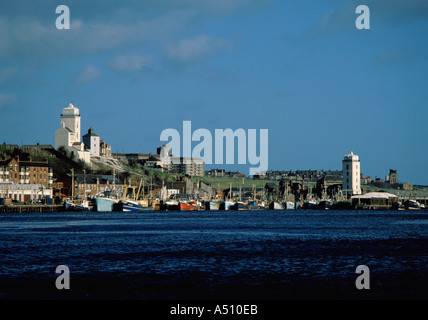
left=225, top=200, right=238, bottom=210
left=302, top=200, right=317, bottom=209
left=246, top=200, right=257, bottom=210
left=269, top=201, right=284, bottom=210
left=120, top=199, right=152, bottom=212
left=282, top=201, right=295, bottom=210
left=64, top=168, right=93, bottom=211
left=237, top=201, right=249, bottom=210
left=210, top=200, right=225, bottom=210
left=94, top=190, right=122, bottom=212
left=317, top=200, right=332, bottom=210
left=179, top=200, right=199, bottom=211
left=189, top=200, right=204, bottom=210
left=404, top=200, right=421, bottom=210
left=64, top=198, right=92, bottom=211
left=165, top=199, right=180, bottom=211
left=118, top=179, right=152, bottom=212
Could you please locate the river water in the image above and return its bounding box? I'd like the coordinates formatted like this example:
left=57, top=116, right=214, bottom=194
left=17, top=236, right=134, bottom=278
left=0, top=210, right=427, bottom=300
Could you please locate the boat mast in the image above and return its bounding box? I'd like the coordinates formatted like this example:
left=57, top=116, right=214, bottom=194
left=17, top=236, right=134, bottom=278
left=71, top=168, right=74, bottom=201
left=136, top=178, right=142, bottom=201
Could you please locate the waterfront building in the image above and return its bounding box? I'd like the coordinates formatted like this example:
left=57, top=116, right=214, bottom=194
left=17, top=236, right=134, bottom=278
left=62, top=173, right=125, bottom=199
left=0, top=153, right=53, bottom=202
left=0, top=182, right=53, bottom=203
left=342, top=151, right=361, bottom=196
left=0, top=153, right=53, bottom=189
left=54, top=103, right=91, bottom=163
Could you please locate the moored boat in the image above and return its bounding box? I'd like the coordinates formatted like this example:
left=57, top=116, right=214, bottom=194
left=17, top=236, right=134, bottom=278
left=165, top=199, right=180, bottom=211
left=225, top=200, right=238, bottom=210
left=404, top=200, right=421, bottom=210
left=282, top=201, right=295, bottom=210
left=64, top=198, right=92, bottom=211
left=210, top=200, right=225, bottom=210
left=317, top=200, right=332, bottom=210
left=246, top=200, right=259, bottom=210
left=237, top=201, right=249, bottom=210
left=179, top=201, right=199, bottom=211
left=120, top=199, right=152, bottom=212
left=94, top=190, right=122, bottom=212
left=269, top=201, right=284, bottom=210
left=302, top=200, right=317, bottom=209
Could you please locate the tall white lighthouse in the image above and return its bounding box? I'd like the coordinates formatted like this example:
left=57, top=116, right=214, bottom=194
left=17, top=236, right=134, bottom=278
left=342, top=151, right=361, bottom=197
left=60, top=103, right=81, bottom=142
left=54, top=103, right=91, bottom=164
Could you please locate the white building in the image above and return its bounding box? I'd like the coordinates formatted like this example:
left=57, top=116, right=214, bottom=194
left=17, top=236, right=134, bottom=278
left=0, top=182, right=52, bottom=202
left=342, top=151, right=361, bottom=196
left=158, top=145, right=205, bottom=176
left=54, top=103, right=91, bottom=164
left=83, top=128, right=100, bottom=157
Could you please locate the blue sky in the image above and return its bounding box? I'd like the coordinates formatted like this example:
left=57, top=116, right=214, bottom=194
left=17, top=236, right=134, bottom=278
left=1, top=0, right=428, bottom=184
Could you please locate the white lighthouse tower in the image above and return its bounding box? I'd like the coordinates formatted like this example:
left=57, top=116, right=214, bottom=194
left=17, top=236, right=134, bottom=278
left=342, top=151, right=361, bottom=197
left=60, top=103, right=81, bottom=142
left=55, top=103, right=91, bottom=164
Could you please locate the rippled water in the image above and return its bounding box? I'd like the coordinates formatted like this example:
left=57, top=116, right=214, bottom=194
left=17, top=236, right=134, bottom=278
left=1, top=210, right=427, bottom=300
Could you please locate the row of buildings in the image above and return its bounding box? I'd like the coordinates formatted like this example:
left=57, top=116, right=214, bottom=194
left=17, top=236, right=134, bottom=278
left=0, top=148, right=53, bottom=202
left=112, top=145, right=205, bottom=177
left=0, top=102, right=414, bottom=203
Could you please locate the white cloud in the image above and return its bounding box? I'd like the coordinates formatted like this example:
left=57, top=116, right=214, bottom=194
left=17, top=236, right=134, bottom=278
left=75, top=65, right=101, bottom=84
left=167, top=35, right=233, bottom=61
left=0, top=9, right=195, bottom=60
left=109, top=54, right=154, bottom=73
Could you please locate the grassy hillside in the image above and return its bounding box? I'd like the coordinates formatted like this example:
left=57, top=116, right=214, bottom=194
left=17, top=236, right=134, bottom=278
left=199, top=176, right=278, bottom=190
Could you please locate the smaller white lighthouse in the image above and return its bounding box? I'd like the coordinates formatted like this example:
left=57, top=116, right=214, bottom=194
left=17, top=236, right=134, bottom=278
left=342, top=151, right=361, bottom=196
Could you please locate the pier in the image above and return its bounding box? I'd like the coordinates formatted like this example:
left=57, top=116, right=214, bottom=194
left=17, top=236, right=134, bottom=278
left=0, top=204, right=64, bottom=213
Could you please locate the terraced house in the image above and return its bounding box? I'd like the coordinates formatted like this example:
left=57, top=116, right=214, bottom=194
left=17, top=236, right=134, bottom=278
left=0, top=153, right=53, bottom=202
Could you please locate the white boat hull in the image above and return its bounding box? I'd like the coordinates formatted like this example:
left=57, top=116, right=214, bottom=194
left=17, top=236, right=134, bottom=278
left=95, top=197, right=118, bottom=212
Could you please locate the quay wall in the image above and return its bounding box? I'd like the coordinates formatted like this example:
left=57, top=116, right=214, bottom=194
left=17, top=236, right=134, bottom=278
left=0, top=205, right=64, bottom=213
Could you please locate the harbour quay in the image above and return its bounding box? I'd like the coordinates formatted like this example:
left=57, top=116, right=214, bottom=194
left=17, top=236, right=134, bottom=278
left=0, top=204, right=64, bottom=213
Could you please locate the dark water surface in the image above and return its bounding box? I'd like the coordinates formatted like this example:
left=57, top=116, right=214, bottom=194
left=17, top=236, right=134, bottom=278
left=1, top=210, right=427, bottom=300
